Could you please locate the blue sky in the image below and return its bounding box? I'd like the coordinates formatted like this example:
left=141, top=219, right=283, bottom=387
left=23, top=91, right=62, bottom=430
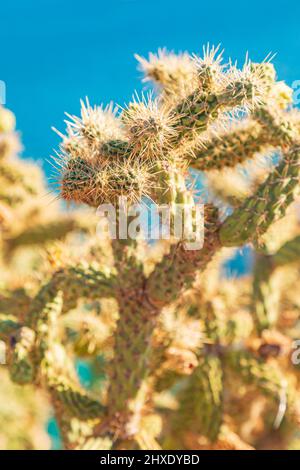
left=1, top=0, right=300, bottom=173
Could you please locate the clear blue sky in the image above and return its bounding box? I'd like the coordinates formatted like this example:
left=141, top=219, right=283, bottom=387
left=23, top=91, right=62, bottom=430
left=1, top=0, right=300, bottom=173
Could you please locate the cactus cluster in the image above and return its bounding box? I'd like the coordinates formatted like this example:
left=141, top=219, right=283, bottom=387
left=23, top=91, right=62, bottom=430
left=1, top=45, right=300, bottom=450
left=0, top=104, right=98, bottom=448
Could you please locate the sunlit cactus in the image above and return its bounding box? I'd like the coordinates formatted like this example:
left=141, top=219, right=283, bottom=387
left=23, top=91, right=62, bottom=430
left=0, top=105, right=95, bottom=277
left=1, top=45, right=300, bottom=450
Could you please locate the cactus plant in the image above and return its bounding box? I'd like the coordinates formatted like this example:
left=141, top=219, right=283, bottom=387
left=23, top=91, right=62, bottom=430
left=1, top=46, right=300, bottom=450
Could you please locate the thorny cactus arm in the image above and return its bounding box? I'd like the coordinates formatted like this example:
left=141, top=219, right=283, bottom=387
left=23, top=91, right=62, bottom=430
left=187, top=120, right=269, bottom=171
left=45, top=372, right=105, bottom=420
left=272, top=235, right=300, bottom=267
left=135, top=49, right=196, bottom=97
left=4, top=218, right=81, bottom=254
left=173, top=301, right=224, bottom=444
left=0, top=264, right=116, bottom=396
left=23, top=263, right=116, bottom=323
left=42, top=341, right=106, bottom=448
left=146, top=203, right=220, bottom=306
left=0, top=288, right=31, bottom=319
left=100, top=242, right=155, bottom=440
left=185, top=110, right=299, bottom=172
left=252, top=254, right=280, bottom=333
left=0, top=280, right=110, bottom=448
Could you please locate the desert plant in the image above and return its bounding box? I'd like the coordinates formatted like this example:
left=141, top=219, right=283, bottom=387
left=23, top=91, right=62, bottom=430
left=1, top=46, right=300, bottom=450
left=0, top=104, right=97, bottom=449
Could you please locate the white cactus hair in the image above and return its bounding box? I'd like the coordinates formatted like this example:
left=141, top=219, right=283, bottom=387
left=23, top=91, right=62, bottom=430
left=65, top=98, right=124, bottom=145
left=53, top=98, right=124, bottom=165
left=191, top=43, right=225, bottom=90
left=223, top=54, right=276, bottom=112
left=121, top=92, right=178, bottom=159
left=135, top=48, right=195, bottom=86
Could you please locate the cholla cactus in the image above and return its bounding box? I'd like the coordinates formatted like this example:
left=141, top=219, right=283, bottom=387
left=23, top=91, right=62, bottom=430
left=0, top=105, right=94, bottom=278
left=0, top=105, right=100, bottom=449
left=1, top=46, right=300, bottom=450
